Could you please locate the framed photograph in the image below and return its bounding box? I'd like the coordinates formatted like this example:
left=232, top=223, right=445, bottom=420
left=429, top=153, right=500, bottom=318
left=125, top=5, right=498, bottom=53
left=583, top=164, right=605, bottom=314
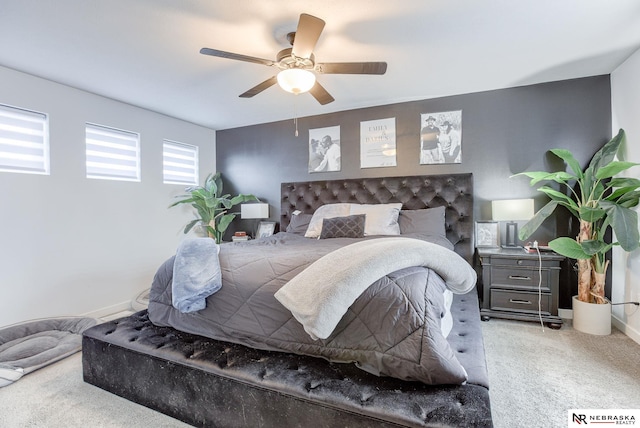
left=360, top=117, right=397, bottom=168
left=475, top=221, right=500, bottom=248
left=420, top=110, right=462, bottom=165
left=309, top=126, right=341, bottom=173
left=257, top=221, right=276, bottom=239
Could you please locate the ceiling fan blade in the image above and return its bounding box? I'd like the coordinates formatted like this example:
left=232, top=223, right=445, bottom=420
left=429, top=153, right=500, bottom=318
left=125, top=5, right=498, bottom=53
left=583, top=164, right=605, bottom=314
left=200, top=48, right=275, bottom=67
left=239, top=76, right=278, bottom=98
left=316, top=62, right=388, bottom=75
left=309, top=82, right=335, bottom=105
left=291, top=14, right=325, bottom=59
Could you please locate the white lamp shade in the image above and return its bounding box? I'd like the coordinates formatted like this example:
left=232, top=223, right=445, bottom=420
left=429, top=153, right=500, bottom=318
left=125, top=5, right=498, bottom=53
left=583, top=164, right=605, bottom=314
left=241, top=203, right=269, bottom=219
left=492, top=199, right=534, bottom=221
left=277, top=69, right=316, bottom=94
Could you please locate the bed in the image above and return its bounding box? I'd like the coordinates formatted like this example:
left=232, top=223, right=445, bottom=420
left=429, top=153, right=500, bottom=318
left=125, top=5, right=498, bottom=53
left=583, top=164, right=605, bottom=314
left=82, top=173, right=493, bottom=427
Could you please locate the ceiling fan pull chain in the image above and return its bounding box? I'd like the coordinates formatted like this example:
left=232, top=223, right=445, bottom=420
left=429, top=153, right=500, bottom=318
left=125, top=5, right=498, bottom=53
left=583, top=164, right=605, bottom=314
left=294, top=96, right=299, bottom=137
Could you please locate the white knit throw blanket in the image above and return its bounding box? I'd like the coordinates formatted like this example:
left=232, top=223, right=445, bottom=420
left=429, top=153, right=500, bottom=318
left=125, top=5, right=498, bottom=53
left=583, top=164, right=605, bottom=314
left=274, top=237, right=476, bottom=340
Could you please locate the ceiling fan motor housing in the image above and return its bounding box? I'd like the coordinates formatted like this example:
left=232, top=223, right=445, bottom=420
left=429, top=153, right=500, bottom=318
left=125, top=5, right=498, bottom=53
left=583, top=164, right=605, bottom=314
left=276, top=48, right=315, bottom=70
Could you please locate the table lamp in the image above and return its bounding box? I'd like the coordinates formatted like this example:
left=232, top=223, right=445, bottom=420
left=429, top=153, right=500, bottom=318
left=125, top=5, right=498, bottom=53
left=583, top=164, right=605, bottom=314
left=491, top=198, right=534, bottom=248
left=241, top=203, right=269, bottom=238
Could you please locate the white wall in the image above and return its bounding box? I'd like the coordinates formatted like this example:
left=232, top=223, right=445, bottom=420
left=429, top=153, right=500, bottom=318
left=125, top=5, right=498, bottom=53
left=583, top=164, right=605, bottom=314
left=0, top=66, right=216, bottom=327
left=611, top=48, right=640, bottom=344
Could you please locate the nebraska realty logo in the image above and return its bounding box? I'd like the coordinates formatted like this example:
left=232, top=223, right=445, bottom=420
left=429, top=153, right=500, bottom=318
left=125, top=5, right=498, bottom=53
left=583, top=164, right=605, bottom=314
left=569, top=409, right=638, bottom=425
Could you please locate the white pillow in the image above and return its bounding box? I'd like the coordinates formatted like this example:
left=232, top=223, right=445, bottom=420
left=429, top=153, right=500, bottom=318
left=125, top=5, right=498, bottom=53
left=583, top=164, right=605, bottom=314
left=349, top=203, right=402, bottom=236
left=304, top=203, right=352, bottom=238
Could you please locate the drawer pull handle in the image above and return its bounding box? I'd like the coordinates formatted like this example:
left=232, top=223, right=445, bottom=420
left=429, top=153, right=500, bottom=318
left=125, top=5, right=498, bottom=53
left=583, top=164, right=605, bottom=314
left=509, top=299, right=533, bottom=305
left=508, top=275, right=531, bottom=281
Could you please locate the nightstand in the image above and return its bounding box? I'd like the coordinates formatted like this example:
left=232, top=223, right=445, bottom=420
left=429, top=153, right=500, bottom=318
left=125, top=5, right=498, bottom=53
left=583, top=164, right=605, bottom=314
left=477, top=247, right=564, bottom=329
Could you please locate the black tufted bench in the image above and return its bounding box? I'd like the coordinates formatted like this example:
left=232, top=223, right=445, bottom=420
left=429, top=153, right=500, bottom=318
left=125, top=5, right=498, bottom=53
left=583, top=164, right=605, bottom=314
left=82, top=291, right=492, bottom=427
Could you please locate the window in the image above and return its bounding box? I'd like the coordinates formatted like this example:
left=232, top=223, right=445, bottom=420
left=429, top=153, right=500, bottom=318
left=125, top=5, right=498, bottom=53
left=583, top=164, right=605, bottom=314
left=0, top=103, right=49, bottom=175
left=163, top=140, right=199, bottom=185
left=86, top=123, right=140, bottom=181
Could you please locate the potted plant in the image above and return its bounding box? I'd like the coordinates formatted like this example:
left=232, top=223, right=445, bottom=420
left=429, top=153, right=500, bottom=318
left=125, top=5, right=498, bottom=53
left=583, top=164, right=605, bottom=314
left=170, top=172, right=259, bottom=243
left=514, top=129, right=640, bottom=334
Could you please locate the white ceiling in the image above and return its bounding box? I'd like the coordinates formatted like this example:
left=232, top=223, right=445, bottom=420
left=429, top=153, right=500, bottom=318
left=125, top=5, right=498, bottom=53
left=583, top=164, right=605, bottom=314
left=1, top=0, right=639, bottom=131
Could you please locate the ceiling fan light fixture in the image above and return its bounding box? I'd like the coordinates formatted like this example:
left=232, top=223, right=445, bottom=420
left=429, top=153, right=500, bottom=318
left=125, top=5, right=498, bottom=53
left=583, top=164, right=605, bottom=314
left=200, top=13, right=385, bottom=104
left=277, top=68, right=316, bottom=94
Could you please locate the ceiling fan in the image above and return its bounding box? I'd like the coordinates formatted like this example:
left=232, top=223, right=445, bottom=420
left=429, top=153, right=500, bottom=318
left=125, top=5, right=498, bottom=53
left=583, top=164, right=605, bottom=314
left=200, top=13, right=387, bottom=105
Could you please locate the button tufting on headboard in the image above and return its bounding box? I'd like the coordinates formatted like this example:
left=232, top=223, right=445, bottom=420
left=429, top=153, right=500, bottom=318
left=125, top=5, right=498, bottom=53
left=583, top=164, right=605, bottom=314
left=281, top=174, right=474, bottom=263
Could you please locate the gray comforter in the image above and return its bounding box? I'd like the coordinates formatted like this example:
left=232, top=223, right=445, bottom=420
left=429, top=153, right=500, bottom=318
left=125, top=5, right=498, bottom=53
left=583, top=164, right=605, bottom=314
left=148, top=232, right=475, bottom=385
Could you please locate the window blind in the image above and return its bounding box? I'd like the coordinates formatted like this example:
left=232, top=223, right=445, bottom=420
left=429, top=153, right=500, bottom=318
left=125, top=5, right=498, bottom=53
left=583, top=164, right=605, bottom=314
left=0, top=103, right=49, bottom=175
left=163, top=140, right=198, bottom=185
left=86, top=123, right=140, bottom=181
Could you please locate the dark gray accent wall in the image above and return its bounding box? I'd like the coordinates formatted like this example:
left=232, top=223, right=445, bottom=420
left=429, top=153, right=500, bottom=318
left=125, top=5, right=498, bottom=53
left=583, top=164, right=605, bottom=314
left=216, top=75, right=612, bottom=308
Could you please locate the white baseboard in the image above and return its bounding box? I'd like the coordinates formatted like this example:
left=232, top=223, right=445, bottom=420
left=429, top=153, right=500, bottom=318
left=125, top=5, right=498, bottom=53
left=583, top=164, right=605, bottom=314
left=612, top=315, right=640, bottom=345
left=82, top=300, right=132, bottom=320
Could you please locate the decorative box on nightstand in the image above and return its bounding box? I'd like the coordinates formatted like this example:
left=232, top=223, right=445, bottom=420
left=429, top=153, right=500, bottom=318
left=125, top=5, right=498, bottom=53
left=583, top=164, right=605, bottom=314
left=477, top=247, right=565, bottom=329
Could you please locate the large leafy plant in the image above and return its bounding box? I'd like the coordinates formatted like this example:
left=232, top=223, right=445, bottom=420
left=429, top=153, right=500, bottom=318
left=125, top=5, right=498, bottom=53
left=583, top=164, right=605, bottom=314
left=170, top=172, right=258, bottom=243
left=515, top=129, right=640, bottom=304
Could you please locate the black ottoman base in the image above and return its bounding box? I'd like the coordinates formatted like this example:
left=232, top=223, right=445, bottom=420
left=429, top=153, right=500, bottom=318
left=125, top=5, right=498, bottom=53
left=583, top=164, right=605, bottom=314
left=82, top=311, right=492, bottom=427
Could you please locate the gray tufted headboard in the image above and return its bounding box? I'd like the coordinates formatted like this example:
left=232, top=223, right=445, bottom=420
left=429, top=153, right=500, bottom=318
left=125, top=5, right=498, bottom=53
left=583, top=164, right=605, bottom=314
left=281, top=174, right=474, bottom=263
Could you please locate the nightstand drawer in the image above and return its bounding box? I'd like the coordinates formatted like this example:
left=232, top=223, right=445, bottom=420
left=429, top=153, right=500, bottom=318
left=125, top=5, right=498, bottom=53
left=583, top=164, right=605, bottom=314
left=490, top=267, right=551, bottom=292
left=490, top=290, right=551, bottom=314
left=491, top=255, right=560, bottom=269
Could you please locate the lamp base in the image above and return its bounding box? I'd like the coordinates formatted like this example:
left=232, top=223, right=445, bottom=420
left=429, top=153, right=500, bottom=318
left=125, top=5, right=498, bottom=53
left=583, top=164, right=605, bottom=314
left=504, top=221, right=519, bottom=247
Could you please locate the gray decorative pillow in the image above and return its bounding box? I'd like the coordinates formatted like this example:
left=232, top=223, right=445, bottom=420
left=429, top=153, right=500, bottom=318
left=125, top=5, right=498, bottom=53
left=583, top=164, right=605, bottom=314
left=399, top=206, right=447, bottom=237
left=305, top=203, right=352, bottom=238
left=320, top=214, right=366, bottom=239
left=286, top=213, right=313, bottom=235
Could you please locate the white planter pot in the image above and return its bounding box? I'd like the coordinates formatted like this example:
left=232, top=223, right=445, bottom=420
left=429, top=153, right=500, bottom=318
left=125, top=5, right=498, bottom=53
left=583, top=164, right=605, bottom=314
left=572, top=295, right=611, bottom=335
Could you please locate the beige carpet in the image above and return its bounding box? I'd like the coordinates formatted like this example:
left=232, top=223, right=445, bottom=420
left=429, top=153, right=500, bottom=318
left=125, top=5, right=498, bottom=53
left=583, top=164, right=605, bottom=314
left=483, top=319, right=640, bottom=427
left=0, top=318, right=638, bottom=427
left=0, top=351, right=189, bottom=427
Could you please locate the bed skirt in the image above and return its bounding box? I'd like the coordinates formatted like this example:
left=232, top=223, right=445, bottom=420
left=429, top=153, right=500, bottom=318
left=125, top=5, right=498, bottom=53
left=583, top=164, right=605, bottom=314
left=82, top=292, right=492, bottom=427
